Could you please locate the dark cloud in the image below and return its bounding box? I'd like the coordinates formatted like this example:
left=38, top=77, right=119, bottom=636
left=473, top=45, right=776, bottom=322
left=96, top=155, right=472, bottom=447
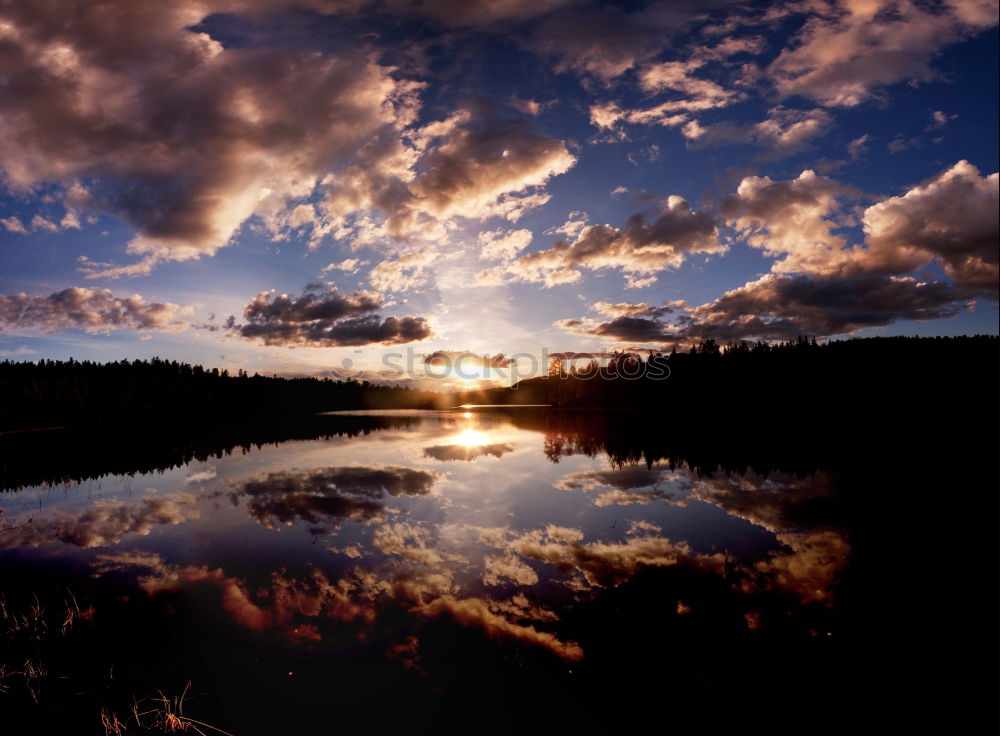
left=560, top=273, right=970, bottom=344
left=232, top=465, right=439, bottom=530
left=232, top=284, right=432, bottom=347
left=480, top=195, right=723, bottom=288
left=529, top=1, right=705, bottom=81
left=0, top=0, right=421, bottom=272
left=423, top=443, right=516, bottom=461
left=323, top=103, right=575, bottom=242
left=0, top=287, right=192, bottom=334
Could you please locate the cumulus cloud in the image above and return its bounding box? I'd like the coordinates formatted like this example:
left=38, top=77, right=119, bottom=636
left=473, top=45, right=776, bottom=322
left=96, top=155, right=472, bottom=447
left=231, top=283, right=432, bottom=347
left=862, top=160, right=998, bottom=296
left=0, top=0, right=424, bottom=270
left=231, top=465, right=439, bottom=531
left=0, top=287, right=192, bottom=334
left=557, top=160, right=996, bottom=343
left=768, top=0, right=998, bottom=107
left=479, top=196, right=723, bottom=288
left=722, top=161, right=998, bottom=293
left=2, top=493, right=200, bottom=548
left=720, top=169, right=863, bottom=275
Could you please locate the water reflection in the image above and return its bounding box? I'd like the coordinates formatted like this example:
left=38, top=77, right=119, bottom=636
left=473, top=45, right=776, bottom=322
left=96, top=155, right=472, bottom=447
left=1, top=409, right=858, bottom=733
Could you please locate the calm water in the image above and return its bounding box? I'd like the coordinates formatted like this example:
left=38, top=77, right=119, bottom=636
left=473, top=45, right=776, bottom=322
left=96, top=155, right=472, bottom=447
left=1, top=408, right=990, bottom=733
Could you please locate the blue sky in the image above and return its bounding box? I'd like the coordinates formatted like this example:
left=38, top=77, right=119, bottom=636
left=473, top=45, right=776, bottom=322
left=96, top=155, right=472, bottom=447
left=0, top=0, right=997, bottom=384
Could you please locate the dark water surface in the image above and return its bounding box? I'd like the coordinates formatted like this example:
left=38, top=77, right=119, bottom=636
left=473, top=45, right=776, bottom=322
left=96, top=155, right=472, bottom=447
left=1, top=408, right=995, bottom=734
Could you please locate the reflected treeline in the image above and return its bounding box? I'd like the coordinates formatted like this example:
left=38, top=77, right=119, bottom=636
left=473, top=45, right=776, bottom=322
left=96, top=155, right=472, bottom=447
left=457, top=335, right=999, bottom=412
left=0, top=357, right=446, bottom=433
left=0, top=413, right=423, bottom=492
left=502, top=409, right=833, bottom=477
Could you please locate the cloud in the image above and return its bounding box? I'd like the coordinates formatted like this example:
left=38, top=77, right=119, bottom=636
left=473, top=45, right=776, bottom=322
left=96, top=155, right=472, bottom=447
left=529, top=1, right=696, bottom=81
left=184, top=467, right=218, bottom=484
left=862, top=160, right=999, bottom=296
left=495, top=525, right=725, bottom=588
left=681, top=273, right=969, bottom=341
left=373, top=521, right=455, bottom=565
left=423, top=443, right=516, bottom=461
left=722, top=161, right=998, bottom=294
left=412, top=595, right=583, bottom=660
left=231, top=465, right=439, bottom=531
left=478, top=228, right=533, bottom=261
left=0, top=0, right=423, bottom=269
left=928, top=110, right=958, bottom=129
left=591, top=301, right=679, bottom=318
left=748, top=529, right=850, bottom=603
left=480, top=196, right=723, bottom=288
left=231, top=284, right=432, bottom=346
left=394, top=0, right=580, bottom=25
left=637, top=59, right=745, bottom=110
left=95, top=547, right=580, bottom=660
left=690, top=472, right=836, bottom=533
left=322, top=104, right=575, bottom=244
left=423, top=350, right=518, bottom=369
left=2, top=493, right=200, bottom=548
left=1, top=217, right=28, bottom=234
left=0, top=287, right=192, bottom=334
left=555, top=466, right=686, bottom=507
left=557, top=161, right=995, bottom=343
left=483, top=553, right=540, bottom=586
left=768, top=0, right=998, bottom=107
left=321, top=258, right=365, bottom=274
left=407, top=106, right=575, bottom=222
left=847, top=134, right=871, bottom=159
left=682, top=107, right=835, bottom=158
left=720, top=168, right=863, bottom=276
left=367, top=250, right=438, bottom=293
left=563, top=272, right=970, bottom=344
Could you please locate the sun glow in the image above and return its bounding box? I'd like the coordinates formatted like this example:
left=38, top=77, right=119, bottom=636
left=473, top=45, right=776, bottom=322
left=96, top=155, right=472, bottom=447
left=451, top=428, right=490, bottom=447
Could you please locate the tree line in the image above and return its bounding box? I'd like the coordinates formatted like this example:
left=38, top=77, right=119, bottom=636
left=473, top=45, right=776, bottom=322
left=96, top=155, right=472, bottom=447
left=0, top=357, right=445, bottom=432
left=456, top=335, right=999, bottom=411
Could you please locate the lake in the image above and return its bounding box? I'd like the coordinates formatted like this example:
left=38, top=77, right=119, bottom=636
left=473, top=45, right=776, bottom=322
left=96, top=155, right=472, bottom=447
left=0, top=407, right=994, bottom=734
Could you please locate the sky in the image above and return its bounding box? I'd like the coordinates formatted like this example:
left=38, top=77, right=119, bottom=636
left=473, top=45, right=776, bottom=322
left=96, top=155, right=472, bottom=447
left=0, top=0, right=997, bottom=386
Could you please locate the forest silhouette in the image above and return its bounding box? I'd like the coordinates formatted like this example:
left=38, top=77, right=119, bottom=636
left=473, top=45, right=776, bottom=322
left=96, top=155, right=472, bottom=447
left=3, top=336, right=996, bottom=435
left=2, top=334, right=996, bottom=492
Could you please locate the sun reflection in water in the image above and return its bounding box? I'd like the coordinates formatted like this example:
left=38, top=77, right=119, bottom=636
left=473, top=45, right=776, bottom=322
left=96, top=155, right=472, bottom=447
left=452, top=428, right=490, bottom=447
